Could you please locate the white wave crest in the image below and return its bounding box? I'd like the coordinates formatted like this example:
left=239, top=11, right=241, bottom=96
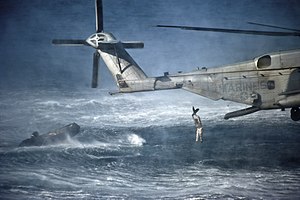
left=127, top=134, right=146, bottom=146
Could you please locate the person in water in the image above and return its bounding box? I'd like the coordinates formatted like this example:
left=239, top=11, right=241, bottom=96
left=31, top=131, right=39, bottom=138
left=192, top=107, right=203, bottom=143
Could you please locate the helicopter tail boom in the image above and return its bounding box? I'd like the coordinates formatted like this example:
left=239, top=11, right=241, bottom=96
left=97, top=40, right=183, bottom=93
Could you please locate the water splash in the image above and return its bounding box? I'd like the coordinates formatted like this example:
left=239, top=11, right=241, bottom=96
left=127, top=134, right=146, bottom=146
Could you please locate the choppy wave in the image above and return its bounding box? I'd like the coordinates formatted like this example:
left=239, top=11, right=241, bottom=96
left=0, top=88, right=300, bottom=199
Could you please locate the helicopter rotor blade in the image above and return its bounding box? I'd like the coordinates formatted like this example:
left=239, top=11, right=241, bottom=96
left=92, top=51, right=100, bottom=88
left=95, top=0, right=103, bottom=33
left=247, top=22, right=300, bottom=32
left=156, top=25, right=300, bottom=37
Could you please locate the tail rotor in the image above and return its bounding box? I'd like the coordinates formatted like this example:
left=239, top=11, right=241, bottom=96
left=52, top=0, right=146, bottom=90
left=52, top=0, right=104, bottom=88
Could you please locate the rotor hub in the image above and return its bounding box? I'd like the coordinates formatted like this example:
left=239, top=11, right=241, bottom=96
left=86, top=32, right=116, bottom=48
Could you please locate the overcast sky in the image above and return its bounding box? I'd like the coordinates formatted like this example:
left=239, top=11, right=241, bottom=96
left=1, top=0, right=300, bottom=89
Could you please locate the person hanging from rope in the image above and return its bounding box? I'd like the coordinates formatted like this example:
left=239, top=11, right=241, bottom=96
left=192, top=106, right=203, bottom=143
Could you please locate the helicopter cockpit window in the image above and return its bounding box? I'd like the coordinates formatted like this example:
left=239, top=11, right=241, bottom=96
left=257, top=55, right=271, bottom=68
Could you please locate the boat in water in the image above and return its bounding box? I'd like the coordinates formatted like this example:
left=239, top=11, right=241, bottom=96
left=19, top=123, right=80, bottom=147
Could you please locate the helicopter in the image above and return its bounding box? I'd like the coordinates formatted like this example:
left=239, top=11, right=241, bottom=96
left=52, top=0, right=300, bottom=121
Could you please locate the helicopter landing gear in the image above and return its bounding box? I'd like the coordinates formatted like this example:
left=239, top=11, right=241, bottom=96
left=290, top=107, right=300, bottom=121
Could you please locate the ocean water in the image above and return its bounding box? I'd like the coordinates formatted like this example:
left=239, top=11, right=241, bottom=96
left=0, top=88, right=299, bottom=199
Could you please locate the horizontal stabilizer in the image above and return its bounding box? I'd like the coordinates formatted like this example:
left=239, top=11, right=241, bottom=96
left=224, top=106, right=260, bottom=119
left=52, top=39, right=87, bottom=46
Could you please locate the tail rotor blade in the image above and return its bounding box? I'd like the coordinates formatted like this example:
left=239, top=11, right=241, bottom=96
left=52, top=39, right=87, bottom=46
left=95, top=0, right=103, bottom=32
left=92, top=51, right=100, bottom=88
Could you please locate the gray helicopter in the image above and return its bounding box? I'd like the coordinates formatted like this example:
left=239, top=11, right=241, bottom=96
left=53, top=0, right=300, bottom=121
